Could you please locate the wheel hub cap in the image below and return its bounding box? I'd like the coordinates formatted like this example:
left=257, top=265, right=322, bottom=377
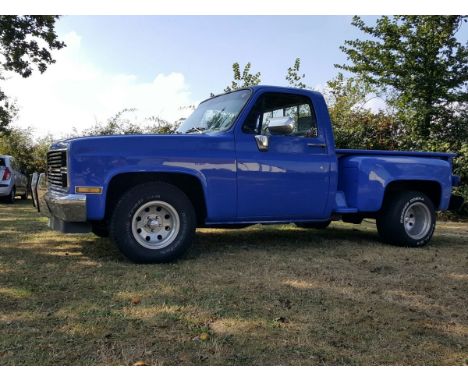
left=403, top=202, right=431, bottom=240
left=147, top=216, right=162, bottom=230
left=131, top=201, right=180, bottom=249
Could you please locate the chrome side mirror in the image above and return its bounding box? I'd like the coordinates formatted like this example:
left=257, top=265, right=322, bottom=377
left=267, top=116, right=294, bottom=135
left=255, top=135, right=269, bottom=152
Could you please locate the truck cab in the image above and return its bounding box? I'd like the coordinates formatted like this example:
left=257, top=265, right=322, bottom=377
left=35, top=86, right=464, bottom=263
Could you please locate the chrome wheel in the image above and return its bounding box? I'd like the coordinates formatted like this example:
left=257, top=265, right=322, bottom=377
left=131, top=200, right=180, bottom=249
left=403, top=202, right=431, bottom=240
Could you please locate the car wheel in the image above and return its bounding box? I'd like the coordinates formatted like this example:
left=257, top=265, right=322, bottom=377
left=21, top=189, right=28, bottom=200
left=376, top=191, right=436, bottom=247
left=295, top=220, right=331, bottom=229
left=7, top=187, right=16, bottom=204
left=110, top=181, right=196, bottom=263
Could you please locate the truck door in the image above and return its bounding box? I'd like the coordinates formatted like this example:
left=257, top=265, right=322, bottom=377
left=235, top=91, right=331, bottom=220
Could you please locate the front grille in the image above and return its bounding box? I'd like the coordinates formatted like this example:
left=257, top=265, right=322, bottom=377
left=47, top=150, right=68, bottom=190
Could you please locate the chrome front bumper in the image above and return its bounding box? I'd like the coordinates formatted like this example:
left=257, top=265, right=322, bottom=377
left=35, top=173, right=90, bottom=233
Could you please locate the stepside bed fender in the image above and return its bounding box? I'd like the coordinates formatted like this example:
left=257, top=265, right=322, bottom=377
left=338, top=155, right=452, bottom=212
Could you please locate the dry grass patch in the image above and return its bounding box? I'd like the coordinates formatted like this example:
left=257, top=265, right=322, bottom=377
left=0, top=200, right=467, bottom=365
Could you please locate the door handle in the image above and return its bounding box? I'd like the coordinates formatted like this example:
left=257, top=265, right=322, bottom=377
left=307, top=143, right=327, bottom=148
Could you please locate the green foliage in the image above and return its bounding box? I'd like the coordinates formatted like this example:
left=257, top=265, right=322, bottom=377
left=0, top=109, right=177, bottom=175
left=31, top=134, right=55, bottom=173
left=336, top=15, right=468, bottom=209
left=326, top=73, right=398, bottom=150
left=144, top=116, right=175, bottom=134
left=224, top=62, right=261, bottom=92
left=337, top=16, right=468, bottom=142
left=83, top=109, right=142, bottom=136
left=286, top=58, right=306, bottom=89
left=0, top=87, right=19, bottom=130
left=0, top=127, right=53, bottom=174
left=83, top=109, right=175, bottom=136
left=0, top=16, right=65, bottom=133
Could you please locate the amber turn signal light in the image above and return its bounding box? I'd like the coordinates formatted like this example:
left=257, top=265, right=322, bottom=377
left=75, top=186, right=103, bottom=194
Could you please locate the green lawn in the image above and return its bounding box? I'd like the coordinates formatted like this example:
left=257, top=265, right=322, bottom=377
left=0, top=199, right=467, bottom=365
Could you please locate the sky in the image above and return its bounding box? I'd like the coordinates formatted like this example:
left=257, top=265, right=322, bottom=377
left=3, top=15, right=468, bottom=138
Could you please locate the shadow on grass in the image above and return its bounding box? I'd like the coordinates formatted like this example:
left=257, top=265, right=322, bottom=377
left=1, top=200, right=467, bottom=365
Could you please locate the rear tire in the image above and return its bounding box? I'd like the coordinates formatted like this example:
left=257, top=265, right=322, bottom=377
left=21, top=189, right=28, bottom=200
left=6, top=188, right=16, bottom=204
left=296, top=220, right=331, bottom=229
left=376, top=191, right=435, bottom=247
left=110, top=182, right=196, bottom=263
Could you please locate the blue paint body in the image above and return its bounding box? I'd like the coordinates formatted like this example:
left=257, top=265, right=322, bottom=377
left=52, top=86, right=458, bottom=224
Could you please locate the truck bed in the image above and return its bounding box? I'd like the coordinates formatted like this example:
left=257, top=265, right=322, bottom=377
left=336, top=149, right=456, bottom=159
left=334, top=148, right=456, bottom=214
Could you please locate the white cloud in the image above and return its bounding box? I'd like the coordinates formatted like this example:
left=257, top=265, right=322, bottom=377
left=2, top=31, right=195, bottom=138
left=363, top=96, right=387, bottom=113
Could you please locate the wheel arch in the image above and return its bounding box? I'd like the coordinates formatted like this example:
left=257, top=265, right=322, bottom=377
left=382, top=180, right=442, bottom=210
left=104, top=172, right=207, bottom=226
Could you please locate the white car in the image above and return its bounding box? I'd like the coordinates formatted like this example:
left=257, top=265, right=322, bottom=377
left=0, top=155, right=28, bottom=203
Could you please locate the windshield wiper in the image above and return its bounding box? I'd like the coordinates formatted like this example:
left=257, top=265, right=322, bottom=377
left=184, top=126, right=208, bottom=134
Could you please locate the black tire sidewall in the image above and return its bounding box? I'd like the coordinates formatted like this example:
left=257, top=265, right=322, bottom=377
left=378, top=192, right=435, bottom=247
left=110, top=182, right=196, bottom=263
left=8, top=188, right=16, bottom=204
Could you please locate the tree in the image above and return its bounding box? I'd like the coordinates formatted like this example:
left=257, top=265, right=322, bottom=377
left=30, top=134, right=54, bottom=173
left=224, top=62, right=261, bottom=92
left=84, top=109, right=143, bottom=136
left=83, top=109, right=175, bottom=136
left=0, top=127, right=33, bottom=173
left=286, top=58, right=307, bottom=88
left=336, top=16, right=468, bottom=146
left=144, top=116, right=175, bottom=134
left=0, top=127, right=54, bottom=174
left=326, top=73, right=398, bottom=150
left=0, top=16, right=65, bottom=132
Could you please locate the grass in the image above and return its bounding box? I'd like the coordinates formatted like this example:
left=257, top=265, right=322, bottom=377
left=0, top=199, right=467, bottom=365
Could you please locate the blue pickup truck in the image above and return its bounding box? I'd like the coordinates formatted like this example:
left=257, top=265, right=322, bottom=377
left=34, top=86, right=463, bottom=263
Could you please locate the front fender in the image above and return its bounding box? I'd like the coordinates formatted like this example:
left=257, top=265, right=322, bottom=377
left=67, top=134, right=237, bottom=221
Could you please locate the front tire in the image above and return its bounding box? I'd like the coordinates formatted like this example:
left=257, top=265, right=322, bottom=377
left=110, top=182, right=196, bottom=263
left=376, top=191, right=436, bottom=247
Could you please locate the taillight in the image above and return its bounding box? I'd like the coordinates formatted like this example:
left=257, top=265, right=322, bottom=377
left=2, top=167, right=11, bottom=181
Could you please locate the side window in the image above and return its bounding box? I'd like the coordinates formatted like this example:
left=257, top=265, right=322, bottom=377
left=243, top=93, right=318, bottom=138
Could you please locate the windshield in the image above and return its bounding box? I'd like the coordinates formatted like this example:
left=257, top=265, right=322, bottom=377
left=176, top=89, right=251, bottom=134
